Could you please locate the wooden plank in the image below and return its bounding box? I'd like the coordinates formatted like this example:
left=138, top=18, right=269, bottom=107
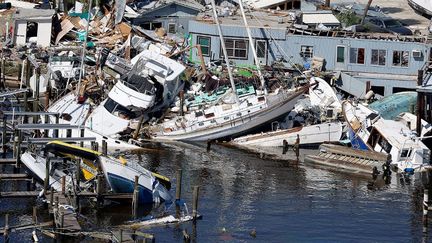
left=0, top=173, right=29, bottom=179
left=0, top=159, right=17, bottom=164
left=0, top=191, right=40, bottom=198
left=16, top=124, right=80, bottom=130
left=54, top=194, right=81, bottom=232
left=27, top=137, right=96, bottom=144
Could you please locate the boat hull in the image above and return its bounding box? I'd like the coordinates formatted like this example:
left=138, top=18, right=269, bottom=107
left=346, top=125, right=370, bottom=150
left=408, top=0, right=432, bottom=17
left=100, top=157, right=172, bottom=204
left=152, top=89, right=306, bottom=141
left=233, top=122, right=344, bottom=147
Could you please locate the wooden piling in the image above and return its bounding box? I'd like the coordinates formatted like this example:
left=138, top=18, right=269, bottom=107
left=96, top=174, right=102, bottom=204
left=61, top=176, right=66, bottom=195
left=15, top=130, right=21, bottom=171
left=33, top=206, right=38, bottom=225
left=76, top=159, right=80, bottom=191
left=179, top=90, right=185, bottom=117
left=175, top=169, right=182, bottom=201
left=133, top=115, right=145, bottom=140
left=192, top=186, right=200, bottom=219
left=44, top=114, right=49, bottom=138
left=417, top=70, right=424, bottom=136
left=80, top=128, right=85, bottom=147
left=4, top=213, right=9, bottom=243
left=66, top=129, right=72, bottom=138
left=132, top=175, right=139, bottom=218
left=282, top=139, right=288, bottom=154
left=91, top=141, right=99, bottom=152
left=50, top=188, right=54, bottom=209
left=44, top=157, right=50, bottom=192
left=2, top=116, right=6, bottom=158
left=424, top=188, right=429, bottom=228
left=12, top=129, right=17, bottom=159
left=54, top=114, right=59, bottom=138
left=102, top=140, right=107, bottom=155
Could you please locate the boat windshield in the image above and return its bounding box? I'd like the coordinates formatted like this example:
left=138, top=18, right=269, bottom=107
left=104, top=98, right=140, bottom=120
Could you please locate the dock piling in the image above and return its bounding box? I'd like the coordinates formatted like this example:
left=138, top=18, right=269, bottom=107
left=424, top=188, right=429, bottom=230
left=175, top=169, right=182, bottom=201
left=61, top=176, right=66, bottom=195
left=282, top=140, right=288, bottom=154
left=192, top=186, right=200, bottom=220
left=4, top=213, right=9, bottom=243
left=132, top=175, right=139, bottom=219
left=102, top=140, right=107, bottom=155
left=44, top=157, right=50, bottom=193
left=33, top=206, right=38, bottom=225
left=50, top=188, right=54, bottom=209
left=2, top=116, right=6, bottom=158
left=15, top=130, right=22, bottom=172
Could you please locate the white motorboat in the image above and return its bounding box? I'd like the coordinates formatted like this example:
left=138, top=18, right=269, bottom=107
left=232, top=122, right=344, bottom=147
left=342, top=100, right=431, bottom=173
left=86, top=50, right=186, bottom=136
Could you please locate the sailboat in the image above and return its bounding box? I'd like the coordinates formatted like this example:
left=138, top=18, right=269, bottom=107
left=231, top=77, right=344, bottom=147
left=342, top=100, right=430, bottom=173
left=148, top=0, right=307, bottom=142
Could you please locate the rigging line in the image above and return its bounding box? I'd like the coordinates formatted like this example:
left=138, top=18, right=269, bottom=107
left=247, top=11, right=308, bottom=79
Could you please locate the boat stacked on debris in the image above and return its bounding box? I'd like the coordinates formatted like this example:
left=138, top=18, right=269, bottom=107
left=231, top=77, right=344, bottom=147
left=342, top=100, right=431, bottom=173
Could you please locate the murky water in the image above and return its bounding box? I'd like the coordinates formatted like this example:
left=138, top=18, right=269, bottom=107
left=0, top=142, right=429, bottom=242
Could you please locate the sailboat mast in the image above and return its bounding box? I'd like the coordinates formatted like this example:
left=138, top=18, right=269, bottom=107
left=210, top=0, right=239, bottom=103
left=76, top=0, right=93, bottom=101
left=238, top=0, right=266, bottom=92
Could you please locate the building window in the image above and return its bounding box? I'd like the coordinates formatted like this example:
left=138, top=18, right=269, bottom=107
left=336, top=46, right=345, bottom=63
left=256, top=40, right=267, bottom=58
left=141, top=22, right=162, bottom=30
left=197, top=36, right=211, bottom=56
left=371, top=85, right=385, bottom=96
left=221, top=39, right=248, bottom=59
left=392, top=51, right=409, bottom=67
left=300, top=45, right=313, bottom=58
left=349, top=48, right=365, bottom=64
left=371, top=49, right=386, bottom=66
left=168, top=23, right=176, bottom=34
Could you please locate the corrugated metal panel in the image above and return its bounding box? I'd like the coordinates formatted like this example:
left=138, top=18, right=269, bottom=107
left=302, top=13, right=340, bottom=25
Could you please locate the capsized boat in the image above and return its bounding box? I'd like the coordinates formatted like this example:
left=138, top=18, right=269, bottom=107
left=342, top=100, right=431, bottom=173
left=47, top=141, right=172, bottom=204
left=22, top=141, right=172, bottom=203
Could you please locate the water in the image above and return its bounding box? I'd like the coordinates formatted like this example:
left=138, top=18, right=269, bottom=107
left=0, top=142, right=429, bottom=242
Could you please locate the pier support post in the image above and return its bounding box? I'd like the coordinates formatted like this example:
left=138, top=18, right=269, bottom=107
left=179, top=90, right=185, bottom=117
left=61, top=176, right=66, bottom=195
left=2, top=116, right=6, bottom=158
left=91, top=141, right=98, bottom=152
left=175, top=169, right=183, bottom=218
left=44, top=114, right=49, bottom=138
left=54, top=114, right=59, bottom=138
left=12, top=129, right=17, bottom=159
left=32, top=206, right=38, bottom=225
left=50, top=188, right=54, bottom=209
left=102, top=140, right=107, bottom=156
left=96, top=174, right=103, bottom=205
left=44, top=157, right=50, bottom=193
left=192, top=186, right=200, bottom=220
left=14, top=130, right=22, bottom=172
left=417, top=70, right=424, bottom=136
left=133, top=115, right=145, bottom=140
left=175, top=169, right=182, bottom=201
left=75, top=159, right=80, bottom=191
left=132, top=175, right=139, bottom=219
left=4, top=213, right=9, bottom=243
left=424, top=188, right=429, bottom=231
left=80, top=128, right=85, bottom=147
left=282, top=140, right=288, bottom=154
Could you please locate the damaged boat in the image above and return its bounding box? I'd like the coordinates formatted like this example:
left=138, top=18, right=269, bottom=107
left=342, top=100, right=431, bottom=173
left=232, top=77, right=344, bottom=147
